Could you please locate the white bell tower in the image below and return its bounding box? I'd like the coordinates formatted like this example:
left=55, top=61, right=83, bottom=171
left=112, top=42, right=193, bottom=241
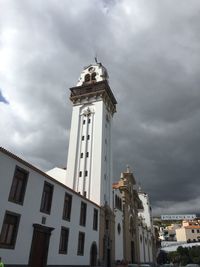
left=66, top=62, right=117, bottom=207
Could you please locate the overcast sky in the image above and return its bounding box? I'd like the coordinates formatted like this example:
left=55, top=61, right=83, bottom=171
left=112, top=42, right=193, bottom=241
left=1, top=0, right=200, bottom=215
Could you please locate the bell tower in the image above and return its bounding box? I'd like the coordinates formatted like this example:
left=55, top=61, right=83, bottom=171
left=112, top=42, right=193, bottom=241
left=66, top=62, right=117, bottom=207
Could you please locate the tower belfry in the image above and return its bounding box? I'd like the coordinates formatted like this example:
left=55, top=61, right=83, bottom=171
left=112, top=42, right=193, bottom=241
left=66, top=62, right=117, bottom=206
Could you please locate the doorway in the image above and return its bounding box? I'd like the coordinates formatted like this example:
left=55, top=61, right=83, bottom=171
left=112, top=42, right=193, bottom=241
left=29, top=224, right=54, bottom=267
left=131, top=241, right=135, bottom=263
left=90, top=242, right=98, bottom=266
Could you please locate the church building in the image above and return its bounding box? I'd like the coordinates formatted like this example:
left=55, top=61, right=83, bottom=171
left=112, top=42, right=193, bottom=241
left=0, top=62, right=155, bottom=267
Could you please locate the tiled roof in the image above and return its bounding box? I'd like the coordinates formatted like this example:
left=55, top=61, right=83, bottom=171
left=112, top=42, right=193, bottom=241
left=185, top=226, right=200, bottom=229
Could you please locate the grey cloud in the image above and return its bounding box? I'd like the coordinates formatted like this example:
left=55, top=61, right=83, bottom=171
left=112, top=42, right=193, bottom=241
left=1, top=0, right=200, bottom=215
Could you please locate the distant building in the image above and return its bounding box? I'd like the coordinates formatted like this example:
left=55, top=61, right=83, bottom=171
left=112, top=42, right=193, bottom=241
left=159, top=224, right=180, bottom=241
left=176, top=220, right=200, bottom=242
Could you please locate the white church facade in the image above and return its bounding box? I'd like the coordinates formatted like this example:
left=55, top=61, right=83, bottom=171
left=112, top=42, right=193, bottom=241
left=0, top=62, right=155, bottom=267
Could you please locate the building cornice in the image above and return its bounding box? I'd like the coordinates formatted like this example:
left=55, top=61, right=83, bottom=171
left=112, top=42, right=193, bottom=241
left=69, top=80, right=117, bottom=115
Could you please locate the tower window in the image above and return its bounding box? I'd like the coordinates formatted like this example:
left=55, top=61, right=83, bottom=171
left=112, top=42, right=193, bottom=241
left=82, top=136, right=85, bottom=141
left=91, top=72, right=96, bottom=81
left=85, top=171, right=88, bottom=176
left=88, top=118, right=91, bottom=123
left=86, top=152, right=89, bottom=158
left=80, top=153, right=83, bottom=158
left=83, top=120, right=86, bottom=125
left=87, top=135, right=90, bottom=140
left=79, top=171, right=82, bottom=177
left=84, top=74, right=90, bottom=82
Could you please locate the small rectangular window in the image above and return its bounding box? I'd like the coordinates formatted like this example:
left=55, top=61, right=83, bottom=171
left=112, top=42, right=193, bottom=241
left=192, top=229, right=194, bottom=233
left=86, top=152, right=89, bottom=158
left=0, top=211, right=21, bottom=249
left=80, top=202, right=87, bottom=226
left=93, top=209, right=98, bottom=231
left=59, top=227, right=69, bottom=254
left=8, top=166, right=29, bottom=205
left=82, top=136, right=85, bottom=141
left=77, top=232, right=85, bottom=255
left=79, top=171, right=82, bottom=177
left=87, top=135, right=90, bottom=140
left=80, top=153, right=83, bottom=158
left=63, top=193, right=72, bottom=221
left=83, top=120, right=86, bottom=125
left=40, top=181, right=54, bottom=214
left=85, top=170, right=88, bottom=176
left=88, top=118, right=91, bottom=124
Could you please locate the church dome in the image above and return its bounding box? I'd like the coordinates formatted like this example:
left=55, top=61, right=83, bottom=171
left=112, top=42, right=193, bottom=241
left=76, top=62, right=109, bottom=86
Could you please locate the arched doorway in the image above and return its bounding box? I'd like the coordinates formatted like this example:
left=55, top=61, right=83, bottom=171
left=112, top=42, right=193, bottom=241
left=90, top=242, right=97, bottom=266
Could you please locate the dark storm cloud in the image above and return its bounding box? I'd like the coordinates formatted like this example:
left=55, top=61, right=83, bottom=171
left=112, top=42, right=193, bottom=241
left=1, top=0, right=200, bottom=215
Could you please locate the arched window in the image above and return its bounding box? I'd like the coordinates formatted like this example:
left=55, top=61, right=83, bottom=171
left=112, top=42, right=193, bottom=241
left=84, top=74, right=90, bottom=82
left=91, top=72, right=96, bottom=81
left=117, top=223, right=121, bottom=234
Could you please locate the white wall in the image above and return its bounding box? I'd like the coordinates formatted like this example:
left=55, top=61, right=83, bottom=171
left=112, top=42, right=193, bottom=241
left=138, top=226, right=153, bottom=263
left=138, top=192, right=153, bottom=263
left=66, top=95, right=114, bottom=207
left=138, top=193, right=152, bottom=230
left=46, top=167, right=67, bottom=184
left=0, top=150, right=100, bottom=266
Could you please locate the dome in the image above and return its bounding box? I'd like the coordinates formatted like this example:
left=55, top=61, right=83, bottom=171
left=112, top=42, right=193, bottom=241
left=76, top=62, right=109, bottom=86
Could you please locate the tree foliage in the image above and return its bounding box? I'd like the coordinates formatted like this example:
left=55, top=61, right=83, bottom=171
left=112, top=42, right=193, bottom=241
left=157, top=246, right=200, bottom=265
